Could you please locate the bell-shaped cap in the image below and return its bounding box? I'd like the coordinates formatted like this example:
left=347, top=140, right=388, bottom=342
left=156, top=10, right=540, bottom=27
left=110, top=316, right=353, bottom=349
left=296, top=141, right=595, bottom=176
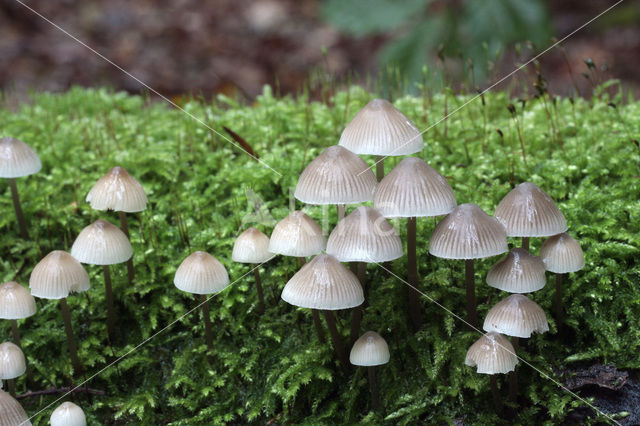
left=486, top=248, right=546, bottom=294
left=540, top=233, right=584, bottom=274
left=349, top=331, right=390, bottom=366
left=326, top=206, right=403, bottom=263
left=174, top=251, right=230, bottom=295
left=374, top=157, right=456, bottom=218
left=281, top=254, right=363, bottom=310
left=494, top=182, right=567, bottom=237
left=0, top=389, right=32, bottom=426
left=231, top=228, right=275, bottom=264
left=0, top=342, right=26, bottom=380
left=70, top=220, right=133, bottom=265
left=86, top=166, right=147, bottom=213
left=0, top=282, right=37, bottom=320
left=50, top=401, right=86, bottom=426
left=0, top=137, right=41, bottom=178
left=294, top=145, right=377, bottom=205
left=269, top=211, right=326, bottom=257
left=465, top=332, right=517, bottom=375
left=29, top=251, right=90, bottom=299
left=338, top=99, right=423, bottom=156
left=429, top=204, right=508, bottom=260
left=483, top=294, right=549, bottom=338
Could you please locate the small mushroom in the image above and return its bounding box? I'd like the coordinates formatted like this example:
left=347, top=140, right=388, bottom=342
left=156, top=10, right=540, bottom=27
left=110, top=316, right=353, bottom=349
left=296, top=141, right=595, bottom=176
left=349, top=331, right=390, bottom=412
left=486, top=248, right=546, bottom=294
left=0, top=389, right=32, bottom=425
left=50, top=401, right=86, bottom=426
left=0, top=281, right=36, bottom=350
left=0, top=342, right=26, bottom=396
left=232, top=228, right=275, bottom=314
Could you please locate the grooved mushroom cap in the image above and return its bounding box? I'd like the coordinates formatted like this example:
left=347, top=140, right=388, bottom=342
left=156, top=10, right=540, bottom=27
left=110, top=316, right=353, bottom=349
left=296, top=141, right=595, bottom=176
left=50, top=401, right=86, bottom=426
left=483, top=294, right=549, bottom=338
left=494, top=182, right=567, bottom=237
left=231, top=228, right=275, bottom=264
left=70, top=220, right=133, bottom=265
left=281, top=254, right=363, bottom=310
left=294, top=145, right=377, bottom=205
left=0, top=342, right=26, bottom=380
left=338, top=99, right=423, bottom=156
left=0, top=282, right=37, bottom=320
left=374, top=157, right=456, bottom=218
left=86, top=166, right=147, bottom=212
left=486, top=248, right=546, bottom=294
left=29, top=251, right=90, bottom=299
left=349, top=331, right=390, bottom=366
left=326, top=206, right=403, bottom=262
left=0, top=389, right=32, bottom=426
left=0, top=137, right=41, bottom=178
left=540, top=233, right=584, bottom=274
left=465, top=332, right=517, bottom=375
left=429, top=204, right=508, bottom=259
left=269, top=211, right=326, bottom=257
left=174, top=251, right=230, bottom=295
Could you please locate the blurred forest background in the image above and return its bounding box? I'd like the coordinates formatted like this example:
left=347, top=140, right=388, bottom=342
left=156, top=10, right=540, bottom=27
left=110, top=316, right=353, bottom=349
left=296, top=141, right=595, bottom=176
left=0, top=0, right=639, bottom=101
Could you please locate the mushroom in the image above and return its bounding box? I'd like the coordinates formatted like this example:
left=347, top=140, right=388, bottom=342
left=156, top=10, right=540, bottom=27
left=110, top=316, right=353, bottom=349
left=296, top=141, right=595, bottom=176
left=338, top=99, right=423, bottom=181
left=374, top=157, right=456, bottom=328
left=50, top=401, right=86, bottom=426
left=0, top=342, right=26, bottom=396
left=539, top=233, right=584, bottom=324
left=70, top=220, right=132, bottom=341
left=0, top=137, right=42, bottom=239
left=429, top=204, right=508, bottom=327
left=0, top=389, right=32, bottom=425
left=0, top=281, right=36, bottom=351
left=494, top=182, right=567, bottom=251
left=174, top=251, right=230, bottom=352
left=29, top=251, right=90, bottom=374
left=486, top=248, right=546, bottom=294
left=231, top=228, right=275, bottom=314
left=349, top=331, right=390, bottom=412
left=86, top=166, right=147, bottom=285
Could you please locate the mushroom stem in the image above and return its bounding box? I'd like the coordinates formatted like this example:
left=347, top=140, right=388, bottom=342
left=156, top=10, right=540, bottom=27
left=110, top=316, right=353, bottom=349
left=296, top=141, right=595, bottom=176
left=375, top=155, right=385, bottom=182
left=253, top=264, right=265, bottom=314
left=8, top=178, right=28, bottom=239
left=368, top=366, right=379, bottom=412
left=322, top=310, right=349, bottom=373
left=10, top=320, right=30, bottom=381
left=60, top=297, right=82, bottom=374
left=102, top=265, right=116, bottom=341
left=311, top=310, right=326, bottom=343
left=522, top=236, right=530, bottom=251
left=199, top=295, right=214, bottom=353
left=465, top=259, right=478, bottom=328
left=8, top=379, right=15, bottom=396
left=555, top=273, right=564, bottom=326
left=509, top=337, right=519, bottom=403
left=337, top=204, right=346, bottom=222
left=490, top=375, right=502, bottom=414
left=349, top=262, right=367, bottom=345
left=118, top=211, right=135, bottom=285
left=407, top=217, right=422, bottom=329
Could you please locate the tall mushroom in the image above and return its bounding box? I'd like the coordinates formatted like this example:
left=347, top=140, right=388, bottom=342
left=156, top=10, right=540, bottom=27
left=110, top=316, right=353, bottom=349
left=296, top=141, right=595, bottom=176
left=232, top=227, right=275, bottom=314
left=50, top=401, right=86, bottom=426
left=0, top=342, right=26, bottom=396
left=70, top=220, right=132, bottom=341
left=0, top=389, right=32, bottom=425
left=429, top=204, right=508, bottom=327
left=349, top=331, right=390, bottom=412
left=374, top=157, right=456, bottom=328
left=0, top=137, right=41, bottom=239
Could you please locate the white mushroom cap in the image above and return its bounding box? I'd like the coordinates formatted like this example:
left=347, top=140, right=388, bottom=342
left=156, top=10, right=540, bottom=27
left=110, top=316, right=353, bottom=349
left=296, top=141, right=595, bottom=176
left=483, top=294, right=549, bottom=338
left=70, top=220, right=133, bottom=265
left=429, top=204, right=508, bottom=260
left=231, top=228, right=275, bottom=264
left=0, top=389, right=32, bottom=426
left=374, top=157, right=456, bottom=218
left=338, top=99, right=423, bottom=156
left=326, top=206, right=403, bottom=263
left=465, top=332, right=517, bottom=375
left=349, top=331, right=390, bottom=366
left=50, top=401, right=86, bottom=426
left=0, top=137, right=41, bottom=178
left=0, top=282, right=37, bottom=320
left=29, top=251, right=90, bottom=299
left=294, top=145, right=377, bottom=205
left=494, top=182, right=567, bottom=237
left=0, top=342, right=26, bottom=380
left=540, top=233, right=584, bottom=274
left=281, top=254, right=363, bottom=310
left=86, top=166, right=147, bottom=212
left=269, top=211, right=326, bottom=257
left=174, top=251, right=230, bottom=295
left=486, top=248, right=546, bottom=294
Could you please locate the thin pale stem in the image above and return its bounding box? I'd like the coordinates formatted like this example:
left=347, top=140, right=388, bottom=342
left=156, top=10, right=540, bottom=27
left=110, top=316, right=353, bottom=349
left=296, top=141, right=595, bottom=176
left=509, top=337, right=520, bottom=402
left=253, top=264, right=265, bottom=314
left=465, top=259, right=477, bottom=328
left=103, top=265, right=116, bottom=341
left=407, top=217, right=422, bottom=328
left=368, top=366, right=379, bottom=412
left=199, top=294, right=214, bottom=353
left=322, top=310, right=349, bottom=373
left=9, top=178, right=28, bottom=239
left=336, top=204, right=346, bottom=222
left=119, top=211, right=135, bottom=285
left=60, top=298, right=82, bottom=374
left=522, top=236, right=530, bottom=251
left=350, top=262, right=367, bottom=345
left=375, top=156, right=384, bottom=182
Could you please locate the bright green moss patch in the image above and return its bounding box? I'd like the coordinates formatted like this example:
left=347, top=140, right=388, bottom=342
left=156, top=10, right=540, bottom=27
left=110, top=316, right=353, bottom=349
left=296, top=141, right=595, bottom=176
left=0, top=85, right=639, bottom=424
